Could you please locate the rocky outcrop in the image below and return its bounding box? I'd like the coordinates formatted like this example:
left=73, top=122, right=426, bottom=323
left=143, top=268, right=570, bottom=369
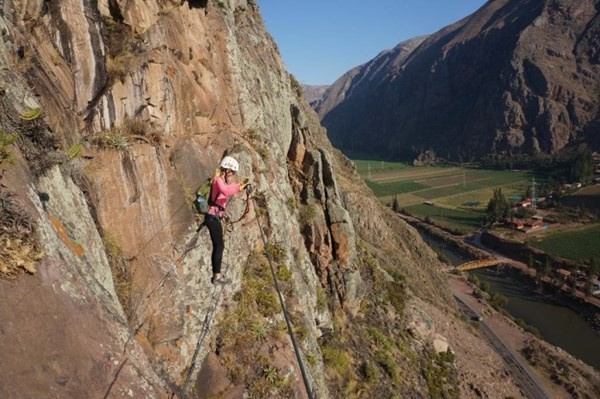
left=1, top=0, right=326, bottom=396
left=321, top=0, right=600, bottom=160
left=287, top=104, right=363, bottom=314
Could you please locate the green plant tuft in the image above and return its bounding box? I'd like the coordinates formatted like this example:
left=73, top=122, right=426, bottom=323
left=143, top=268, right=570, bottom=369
left=19, top=108, right=43, bottom=121
left=376, top=351, right=399, bottom=380
left=422, top=349, right=460, bottom=399
left=263, top=242, right=286, bottom=263
left=298, top=204, right=317, bottom=226
left=0, top=130, right=18, bottom=167
left=275, top=264, right=292, bottom=283
left=67, top=142, right=83, bottom=160
left=322, top=345, right=353, bottom=380
left=286, top=196, right=296, bottom=211
left=289, top=74, right=303, bottom=98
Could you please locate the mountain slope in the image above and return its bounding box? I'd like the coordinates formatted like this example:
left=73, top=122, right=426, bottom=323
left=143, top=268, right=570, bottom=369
left=301, top=84, right=329, bottom=106
left=321, top=0, right=600, bottom=160
left=313, top=36, right=427, bottom=121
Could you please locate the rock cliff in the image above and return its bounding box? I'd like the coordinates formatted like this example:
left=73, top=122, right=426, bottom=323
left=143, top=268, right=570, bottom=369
left=0, top=1, right=550, bottom=398
left=320, top=0, right=600, bottom=160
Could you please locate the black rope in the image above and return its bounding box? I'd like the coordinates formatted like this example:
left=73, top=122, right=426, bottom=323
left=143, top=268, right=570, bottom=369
left=251, top=196, right=315, bottom=399
left=179, top=230, right=232, bottom=398
left=222, top=185, right=252, bottom=233
left=175, top=222, right=206, bottom=264
left=120, top=220, right=205, bottom=365
left=102, top=358, right=128, bottom=399
left=124, top=206, right=209, bottom=338
left=128, top=198, right=190, bottom=262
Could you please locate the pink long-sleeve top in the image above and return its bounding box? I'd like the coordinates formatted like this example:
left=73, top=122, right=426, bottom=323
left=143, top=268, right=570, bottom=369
left=208, top=176, right=240, bottom=217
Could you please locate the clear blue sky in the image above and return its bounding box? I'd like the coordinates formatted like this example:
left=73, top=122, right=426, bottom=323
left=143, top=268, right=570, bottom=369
left=257, top=0, right=488, bottom=85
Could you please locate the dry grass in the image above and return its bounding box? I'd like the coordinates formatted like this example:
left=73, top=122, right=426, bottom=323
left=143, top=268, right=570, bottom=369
left=521, top=339, right=600, bottom=398
left=106, top=53, right=136, bottom=84
left=102, top=16, right=145, bottom=85
left=0, top=191, right=44, bottom=279
left=93, top=127, right=129, bottom=150
left=216, top=251, right=303, bottom=396
left=103, top=232, right=134, bottom=321
left=92, top=117, right=161, bottom=150
left=0, top=96, right=59, bottom=177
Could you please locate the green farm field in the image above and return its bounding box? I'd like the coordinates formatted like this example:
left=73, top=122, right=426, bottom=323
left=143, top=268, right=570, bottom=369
left=358, top=164, right=536, bottom=207
left=559, top=185, right=600, bottom=213
left=404, top=204, right=485, bottom=234
left=352, top=159, right=410, bottom=175
left=529, top=224, right=600, bottom=262
left=353, top=161, right=540, bottom=233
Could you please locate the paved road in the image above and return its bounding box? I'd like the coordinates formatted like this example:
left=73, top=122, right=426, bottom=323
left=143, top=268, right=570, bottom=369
left=453, top=295, right=551, bottom=399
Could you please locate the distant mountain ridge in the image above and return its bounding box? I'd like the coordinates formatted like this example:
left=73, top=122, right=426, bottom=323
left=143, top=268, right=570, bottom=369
left=301, top=84, right=329, bottom=106
left=312, top=36, right=428, bottom=120
left=318, top=0, right=600, bottom=160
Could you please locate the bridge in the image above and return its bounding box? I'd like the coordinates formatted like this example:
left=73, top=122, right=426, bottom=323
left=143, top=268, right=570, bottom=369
left=456, top=258, right=502, bottom=271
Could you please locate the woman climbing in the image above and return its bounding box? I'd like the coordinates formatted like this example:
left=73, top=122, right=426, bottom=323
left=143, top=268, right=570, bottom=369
left=205, top=156, right=249, bottom=284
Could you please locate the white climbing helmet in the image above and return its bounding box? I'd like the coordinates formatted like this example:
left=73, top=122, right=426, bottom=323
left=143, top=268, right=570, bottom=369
left=220, top=156, right=239, bottom=172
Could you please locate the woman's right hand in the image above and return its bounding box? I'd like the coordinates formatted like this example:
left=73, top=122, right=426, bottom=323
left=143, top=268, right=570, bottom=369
left=239, top=178, right=249, bottom=192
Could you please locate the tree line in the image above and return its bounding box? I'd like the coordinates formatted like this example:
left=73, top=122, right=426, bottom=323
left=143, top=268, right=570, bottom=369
left=480, top=148, right=595, bottom=184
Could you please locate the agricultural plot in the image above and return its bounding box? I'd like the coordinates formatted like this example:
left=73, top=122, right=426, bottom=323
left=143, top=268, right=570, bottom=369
left=437, top=183, right=530, bottom=210
left=360, top=165, right=534, bottom=205
left=352, top=159, right=409, bottom=175
left=365, top=180, right=428, bottom=196
left=353, top=161, right=539, bottom=233
left=529, top=224, right=600, bottom=262
left=404, top=204, right=484, bottom=234
left=559, top=185, right=600, bottom=213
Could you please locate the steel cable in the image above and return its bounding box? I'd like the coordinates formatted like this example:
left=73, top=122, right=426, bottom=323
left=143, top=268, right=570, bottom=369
left=250, top=196, right=315, bottom=399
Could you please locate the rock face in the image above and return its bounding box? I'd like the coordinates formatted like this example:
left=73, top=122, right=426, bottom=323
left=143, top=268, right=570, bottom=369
left=0, top=1, right=571, bottom=398
left=320, top=0, right=600, bottom=160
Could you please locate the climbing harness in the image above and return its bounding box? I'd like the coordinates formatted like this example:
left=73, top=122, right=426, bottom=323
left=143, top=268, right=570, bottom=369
left=177, top=184, right=251, bottom=260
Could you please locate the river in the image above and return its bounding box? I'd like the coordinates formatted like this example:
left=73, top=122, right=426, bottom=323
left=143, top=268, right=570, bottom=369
left=420, top=230, right=600, bottom=370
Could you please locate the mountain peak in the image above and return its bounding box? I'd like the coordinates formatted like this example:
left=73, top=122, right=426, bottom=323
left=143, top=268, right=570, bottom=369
left=320, top=0, right=600, bottom=160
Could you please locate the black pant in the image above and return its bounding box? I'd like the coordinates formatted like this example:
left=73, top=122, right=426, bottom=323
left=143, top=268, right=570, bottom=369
left=204, top=214, right=224, bottom=274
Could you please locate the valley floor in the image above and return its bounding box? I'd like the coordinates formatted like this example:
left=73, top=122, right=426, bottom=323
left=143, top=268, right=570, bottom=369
left=448, top=275, right=598, bottom=399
